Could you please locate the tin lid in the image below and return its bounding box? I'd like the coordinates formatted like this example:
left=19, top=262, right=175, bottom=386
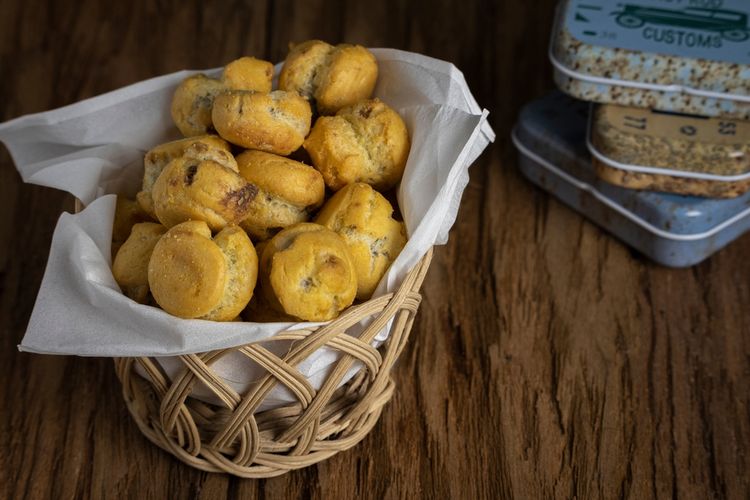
left=588, top=104, right=750, bottom=181
left=551, top=0, right=750, bottom=103
left=515, top=91, right=750, bottom=238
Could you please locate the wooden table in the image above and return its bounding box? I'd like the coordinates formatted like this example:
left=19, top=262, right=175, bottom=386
left=1, top=1, right=748, bottom=498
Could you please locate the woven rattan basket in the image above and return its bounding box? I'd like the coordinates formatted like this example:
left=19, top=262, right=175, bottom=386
left=6, top=46, right=490, bottom=479
left=113, top=241, right=432, bottom=477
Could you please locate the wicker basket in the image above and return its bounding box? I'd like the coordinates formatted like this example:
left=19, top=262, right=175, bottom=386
left=113, top=247, right=432, bottom=478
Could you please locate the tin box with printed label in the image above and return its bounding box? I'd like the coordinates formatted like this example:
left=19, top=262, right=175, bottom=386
left=512, top=91, right=750, bottom=267
left=588, top=103, right=750, bottom=197
left=550, top=0, right=750, bottom=119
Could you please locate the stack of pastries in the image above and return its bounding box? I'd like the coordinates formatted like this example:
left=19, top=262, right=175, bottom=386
left=112, top=41, right=410, bottom=323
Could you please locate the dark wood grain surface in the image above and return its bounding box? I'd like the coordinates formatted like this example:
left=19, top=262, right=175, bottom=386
left=1, top=1, right=749, bottom=498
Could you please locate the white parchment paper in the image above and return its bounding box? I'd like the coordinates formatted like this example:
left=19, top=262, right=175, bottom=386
left=0, top=49, right=494, bottom=408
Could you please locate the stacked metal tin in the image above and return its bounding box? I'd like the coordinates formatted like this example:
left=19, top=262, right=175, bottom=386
left=513, top=0, right=750, bottom=266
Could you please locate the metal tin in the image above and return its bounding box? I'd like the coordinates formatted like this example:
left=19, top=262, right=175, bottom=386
left=550, top=0, right=750, bottom=119
left=512, top=91, right=750, bottom=267
left=588, top=103, right=750, bottom=198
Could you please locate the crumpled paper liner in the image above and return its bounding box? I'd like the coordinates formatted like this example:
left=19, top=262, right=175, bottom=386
left=0, top=49, right=494, bottom=409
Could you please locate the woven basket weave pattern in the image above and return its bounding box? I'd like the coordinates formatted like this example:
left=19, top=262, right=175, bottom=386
left=115, top=249, right=432, bottom=477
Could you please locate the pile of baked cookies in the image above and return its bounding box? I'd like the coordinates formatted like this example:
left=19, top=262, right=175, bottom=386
left=111, top=41, right=410, bottom=323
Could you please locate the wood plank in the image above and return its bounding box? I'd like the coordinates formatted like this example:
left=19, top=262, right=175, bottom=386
left=0, top=0, right=748, bottom=498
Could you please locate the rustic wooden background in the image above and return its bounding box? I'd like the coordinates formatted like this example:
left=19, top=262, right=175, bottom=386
left=1, top=0, right=748, bottom=498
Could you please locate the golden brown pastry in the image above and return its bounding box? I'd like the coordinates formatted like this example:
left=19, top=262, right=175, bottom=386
left=303, top=98, right=410, bottom=191
left=260, top=223, right=357, bottom=321
left=222, top=56, right=274, bottom=93
left=151, top=157, right=257, bottom=231
left=242, top=292, right=298, bottom=323
left=253, top=239, right=269, bottom=264
left=136, top=135, right=238, bottom=218
left=113, top=222, right=167, bottom=303
left=112, top=196, right=152, bottom=257
left=148, top=221, right=258, bottom=321
left=211, top=90, right=312, bottom=155
left=279, top=40, right=378, bottom=115
left=315, top=183, right=406, bottom=300
left=235, top=150, right=326, bottom=241
left=171, top=74, right=225, bottom=137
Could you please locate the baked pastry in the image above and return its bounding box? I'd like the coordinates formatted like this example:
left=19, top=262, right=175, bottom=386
left=112, top=196, right=151, bottom=257
left=113, top=222, right=167, bottom=303
left=303, top=98, right=410, bottom=191
left=260, top=223, right=357, bottom=321
left=171, top=74, right=225, bottom=137
left=136, top=135, right=238, bottom=218
left=279, top=40, right=378, bottom=115
left=212, top=90, right=312, bottom=155
left=242, top=292, right=298, bottom=323
left=315, top=183, right=406, bottom=299
left=236, top=150, right=326, bottom=241
left=148, top=221, right=258, bottom=321
left=222, top=56, right=274, bottom=93
left=151, top=157, right=257, bottom=231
